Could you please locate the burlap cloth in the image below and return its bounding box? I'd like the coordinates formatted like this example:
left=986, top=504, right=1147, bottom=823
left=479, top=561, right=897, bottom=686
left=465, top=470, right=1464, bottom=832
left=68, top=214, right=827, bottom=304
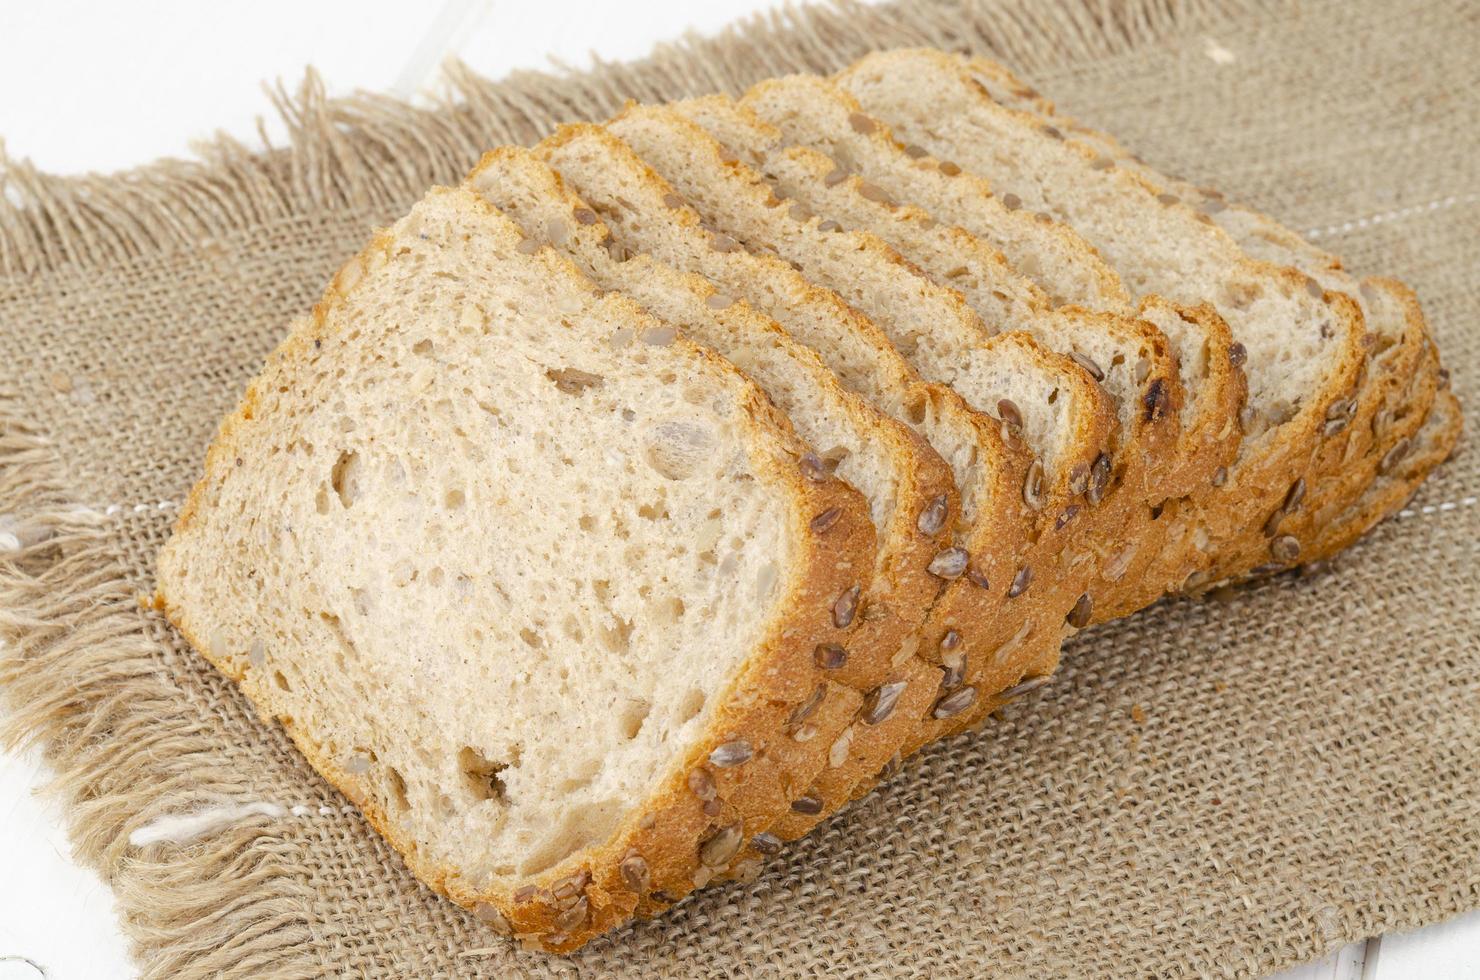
left=1, top=0, right=1476, bottom=975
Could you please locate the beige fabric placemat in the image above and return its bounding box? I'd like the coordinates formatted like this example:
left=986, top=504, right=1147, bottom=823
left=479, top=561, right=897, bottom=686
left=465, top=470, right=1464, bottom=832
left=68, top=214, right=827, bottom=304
left=2, top=0, right=1476, bottom=975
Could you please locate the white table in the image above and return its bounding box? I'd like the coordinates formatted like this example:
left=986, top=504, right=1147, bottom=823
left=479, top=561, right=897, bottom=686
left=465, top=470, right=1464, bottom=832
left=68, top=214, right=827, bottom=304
left=2, top=2, right=1476, bottom=976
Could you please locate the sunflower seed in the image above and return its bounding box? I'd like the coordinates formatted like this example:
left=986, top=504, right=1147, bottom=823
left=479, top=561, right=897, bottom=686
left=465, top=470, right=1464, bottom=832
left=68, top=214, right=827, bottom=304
left=1055, top=505, right=1080, bottom=531
left=1069, top=351, right=1104, bottom=381
left=828, top=727, right=854, bottom=767
left=1042, top=124, right=1064, bottom=140
left=751, top=832, right=783, bottom=855
left=516, top=237, right=542, bottom=254
left=662, top=193, right=685, bottom=209
left=1270, top=535, right=1301, bottom=562
left=1000, top=675, right=1051, bottom=700
left=513, top=885, right=540, bottom=903
left=997, top=398, right=1024, bottom=428
left=814, top=642, right=848, bottom=670
left=1068, top=461, right=1090, bottom=495
left=1001, top=192, right=1022, bottom=210
left=1229, top=343, right=1248, bottom=367
left=810, top=507, right=843, bottom=533
left=1007, top=565, right=1033, bottom=598
left=966, top=566, right=991, bottom=590
left=620, top=853, right=650, bottom=894
left=709, top=740, right=753, bottom=768
left=706, top=293, right=736, bottom=310
left=862, top=681, right=909, bottom=725
left=1380, top=437, right=1411, bottom=474
left=552, top=869, right=590, bottom=900
left=639, top=325, right=677, bottom=346
left=555, top=896, right=588, bottom=932
left=1211, top=466, right=1228, bottom=487
left=858, top=182, right=894, bottom=205
left=928, top=547, right=970, bottom=580
left=848, top=112, right=877, bottom=134
left=1134, top=358, right=1151, bottom=383
left=1090, top=156, right=1114, bottom=170
left=941, top=629, right=962, bottom=651
left=932, top=686, right=977, bottom=719
left=1305, top=277, right=1324, bottom=298
left=941, top=650, right=967, bottom=690
left=788, top=203, right=812, bottom=222
left=573, top=208, right=599, bottom=225
left=1023, top=460, right=1046, bottom=510
left=939, top=161, right=961, bottom=176
left=792, top=723, right=819, bottom=742
left=1143, top=379, right=1169, bottom=421
left=1284, top=478, right=1306, bottom=510
left=1157, top=193, right=1180, bottom=206
left=833, top=585, right=861, bottom=628
left=1263, top=508, right=1286, bottom=538
left=1199, top=197, right=1227, bottom=213
left=1323, top=416, right=1349, bottom=437
left=917, top=494, right=949, bottom=535
left=790, top=795, right=824, bottom=815
left=790, top=685, right=827, bottom=731
left=688, top=767, right=717, bottom=801
left=700, top=824, right=743, bottom=868
left=824, top=166, right=849, bottom=187
left=799, top=452, right=829, bottom=482
left=1087, top=453, right=1112, bottom=504
left=475, top=904, right=513, bottom=935
left=709, top=233, right=741, bottom=253
left=904, top=144, right=929, bottom=158
left=1066, top=593, right=1093, bottom=629
left=818, top=219, right=842, bottom=232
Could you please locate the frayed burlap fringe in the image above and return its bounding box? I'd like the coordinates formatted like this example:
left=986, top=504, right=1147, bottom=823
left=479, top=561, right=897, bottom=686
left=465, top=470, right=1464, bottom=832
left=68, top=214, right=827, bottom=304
left=0, top=390, right=318, bottom=979
left=0, top=0, right=1284, bottom=279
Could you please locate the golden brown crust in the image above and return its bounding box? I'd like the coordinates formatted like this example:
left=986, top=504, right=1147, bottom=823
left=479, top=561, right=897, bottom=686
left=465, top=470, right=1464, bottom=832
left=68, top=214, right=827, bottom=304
left=158, top=187, right=887, bottom=952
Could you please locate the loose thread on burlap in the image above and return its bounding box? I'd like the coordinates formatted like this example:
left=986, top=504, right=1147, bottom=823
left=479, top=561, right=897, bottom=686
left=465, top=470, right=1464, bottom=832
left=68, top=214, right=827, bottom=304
left=0, top=388, right=322, bottom=978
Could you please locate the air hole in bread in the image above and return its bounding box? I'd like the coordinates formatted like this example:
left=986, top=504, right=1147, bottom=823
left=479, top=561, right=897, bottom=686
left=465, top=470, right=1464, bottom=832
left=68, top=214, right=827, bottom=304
left=412, top=339, right=434, bottom=355
left=578, top=514, right=597, bottom=532
left=518, top=628, right=543, bottom=649
left=444, top=488, right=465, bottom=509
left=329, top=450, right=361, bottom=508
left=386, top=767, right=409, bottom=811
left=458, top=746, right=509, bottom=804
left=678, top=687, right=706, bottom=725
left=425, top=566, right=445, bottom=588
left=619, top=698, right=652, bottom=740
left=600, top=616, right=635, bottom=653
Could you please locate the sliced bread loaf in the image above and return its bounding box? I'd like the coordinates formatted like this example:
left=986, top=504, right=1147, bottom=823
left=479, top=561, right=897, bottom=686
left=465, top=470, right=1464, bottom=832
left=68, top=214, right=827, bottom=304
left=672, top=91, right=1210, bottom=625
left=463, top=144, right=950, bottom=843
left=602, top=103, right=1121, bottom=744
left=156, top=185, right=883, bottom=952
left=952, top=52, right=1442, bottom=586
left=837, top=49, right=1367, bottom=592
left=531, top=123, right=1062, bottom=838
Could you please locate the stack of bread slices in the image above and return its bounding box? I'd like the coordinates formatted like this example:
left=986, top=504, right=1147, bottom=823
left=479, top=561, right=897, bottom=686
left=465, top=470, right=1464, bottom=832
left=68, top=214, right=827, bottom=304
left=155, top=49, right=1461, bottom=952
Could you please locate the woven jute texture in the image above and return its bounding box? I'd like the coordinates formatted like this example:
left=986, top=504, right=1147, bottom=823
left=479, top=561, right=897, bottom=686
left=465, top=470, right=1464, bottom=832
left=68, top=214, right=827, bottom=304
left=2, top=0, right=1476, bottom=975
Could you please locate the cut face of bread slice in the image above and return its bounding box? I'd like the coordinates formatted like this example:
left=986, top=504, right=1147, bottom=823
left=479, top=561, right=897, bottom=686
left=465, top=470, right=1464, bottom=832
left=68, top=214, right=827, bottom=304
left=534, top=122, right=1064, bottom=830
left=950, top=53, right=1441, bottom=587
left=155, top=186, right=882, bottom=952
left=838, top=49, right=1367, bottom=587
left=672, top=91, right=1208, bottom=625
left=464, top=145, right=951, bottom=842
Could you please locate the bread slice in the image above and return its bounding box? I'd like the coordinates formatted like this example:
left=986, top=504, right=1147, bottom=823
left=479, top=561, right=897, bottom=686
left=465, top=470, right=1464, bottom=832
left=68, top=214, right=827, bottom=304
left=531, top=123, right=1061, bottom=839
left=155, top=185, right=884, bottom=952
left=673, top=90, right=1222, bottom=625
left=602, top=104, right=1125, bottom=740
left=837, top=49, right=1367, bottom=592
left=951, top=52, right=1443, bottom=585
left=463, top=144, right=950, bottom=844
left=735, top=76, right=1248, bottom=616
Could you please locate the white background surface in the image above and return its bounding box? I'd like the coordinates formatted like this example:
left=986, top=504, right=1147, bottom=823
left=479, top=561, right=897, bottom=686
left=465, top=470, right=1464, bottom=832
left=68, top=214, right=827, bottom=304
left=1, top=2, right=1477, bottom=977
